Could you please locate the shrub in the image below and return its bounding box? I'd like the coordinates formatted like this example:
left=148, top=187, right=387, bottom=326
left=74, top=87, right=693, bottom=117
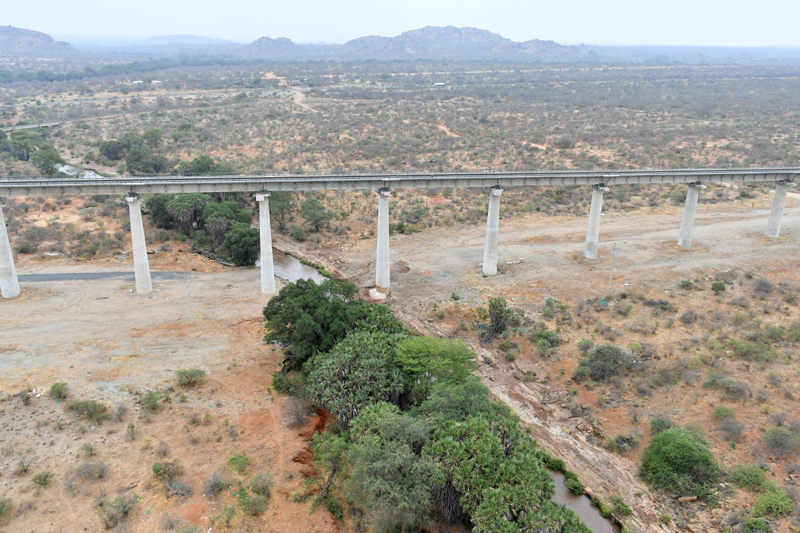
left=213, top=505, right=236, bottom=526
left=581, top=344, right=633, bottom=381
left=563, top=471, right=584, bottom=495
left=176, top=369, right=206, bottom=387
left=577, top=338, right=594, bottom=354
left=0, top=498, right=11, bottom=518
left=544, top=456, right=566, bottom=472
left=228, top=454, right=251, bottom=474
left=32, top=471, right=54, bottom=487
left=611, top=495, right=632, bottom=517
left=292, top=226, right=306, bottom=241
left=640, top=427, right=720, bottom=496
left=324, top=495, right=344, bottom=519
left=203, top=472, right=232, bottom=496
left=238, top=490, right=268, bottom=516
left=680, top=280, right=693, bottom=289
left=271, top=372, right=298, bottom=395
left=77, top=461, right=108, bottom=479
left=730, top=464, right=768, bottom=492
left=71, top=400, right=108, bottom=424
left=152, top=460, right=184, bottom=482
left=573, top=366, right=591, bottom=384
left=249, top=473, right=274, bottom=497
left=753, top=487, right=793, bottom=517
left=720, top=419, right=746, bottom=442
left=650, top=417, right=672, bottom=435
left=741, top=518, right=770, bottom=532
left=140, top=391, right=167, bottom=411
left=167, top=480, right=194, bottom=499
left=680, top=309, right=698, bottom=325
left=713, top=406, right=736, bottom=419
left=50, top=382, right=69, bottom=400
left=156, top=441, right=171, bottom=458
left=111, top=493, right=140, bottom=517
left=608, top=434, right=639, bottom=454
left=763, top=426, right=799, bottom=458
left=712, top=281, right=726, bottom=295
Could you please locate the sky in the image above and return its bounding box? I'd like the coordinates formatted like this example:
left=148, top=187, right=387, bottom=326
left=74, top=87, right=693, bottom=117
left=5, top=0, right=800, bottom=47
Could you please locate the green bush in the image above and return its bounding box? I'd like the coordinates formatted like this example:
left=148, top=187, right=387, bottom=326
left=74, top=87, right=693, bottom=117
left=711, top=281, right=726, bottom=295
left=650, top=417, right=672, bottom=435
left=176, top=369, right=206, bottom=387
left=544, top=456, right=566, bottom=472
left=763, top=426, right=799, bottom=458
left=581, top=344, right=633, bottom=381
left=249, top=473, right=274, bottom=497
left=753, top=487, right=793, bottom=517
left=0, top=498, right=11, bottom=517
left=611, top=495, right=632, bottom=516
left=152, top=460, right=184, bottom=482
left=140, top=391, right=168, bottom=411
left=730, top=464, right=768, bottom=492
left=564, top=471, right=583, bottom=495
left=712, top=406, right=736, bottom=419
left=271, top=372, right=298, bottom=395
left=577, top=338, right=594, bottom=354
left=71, top=400, right=108, bottom=424
left=238, top=489, right=268, bottom=516
left=640, top=427, right=720, bottom=496
left=573, top=365, right=592, bottom=384
left=741, top=518, right=770, bottom=532
left=228, top=454, right=251, bottom=474
left=50, top=382, right=69, bottom=400
left=324, top=495, right=344, bottom=520
left=32, top=470, right=55, bottom=487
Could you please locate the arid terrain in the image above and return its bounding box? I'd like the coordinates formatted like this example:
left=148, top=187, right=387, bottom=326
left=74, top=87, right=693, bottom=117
left=1, top=189, right=799, bottom=532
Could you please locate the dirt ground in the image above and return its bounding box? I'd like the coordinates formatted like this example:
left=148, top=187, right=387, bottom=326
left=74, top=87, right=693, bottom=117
left=1, top=194, right=799, bottom=532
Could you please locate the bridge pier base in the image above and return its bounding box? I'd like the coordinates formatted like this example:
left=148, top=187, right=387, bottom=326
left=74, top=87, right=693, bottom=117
left=256, top=193, right=276, bottom=294
left=678, top=183, right=705, bottom=248
left=376, top=188, right=390, bottom=289
left=0, top=200, right=20, bottom=299
left=766, top=181, right=792, bottom=238
left=126, top=195, right=152, bottom=294
left=584, top=185, right=608, bottom=259
left=482, top=187, right=503, bottom=275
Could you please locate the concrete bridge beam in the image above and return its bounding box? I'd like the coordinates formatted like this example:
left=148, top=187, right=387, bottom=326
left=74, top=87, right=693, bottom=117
left=376, top=188, right=391, bottom=289
left=677, top=183, right=706, bottom=248
left=482, top=186, right=503, bottom=275
left=126, top=195, right=152, bottom=294
left=256, top=193, right=276, bottom=294
left=584, top=185, right=609, bottom=259
left=765, top=181, right=795, bottom=238
left=0, top=200, right=20, bottom=298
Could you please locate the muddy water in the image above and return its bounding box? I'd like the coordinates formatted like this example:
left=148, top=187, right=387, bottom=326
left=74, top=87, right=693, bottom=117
left=552, top=472, right=617, bottom=533
left=271, top=249, right=326, bottom=283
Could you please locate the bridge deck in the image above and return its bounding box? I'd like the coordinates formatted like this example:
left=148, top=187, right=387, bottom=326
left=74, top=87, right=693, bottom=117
left=1, top=167, right=798, bottom=196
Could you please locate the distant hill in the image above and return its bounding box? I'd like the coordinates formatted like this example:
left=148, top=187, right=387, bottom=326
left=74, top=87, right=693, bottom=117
left=136, top=35, right=235, bottom=45
left=0, top=26, right=75, bottom=56
left=241, top=26, right=598, bottom=61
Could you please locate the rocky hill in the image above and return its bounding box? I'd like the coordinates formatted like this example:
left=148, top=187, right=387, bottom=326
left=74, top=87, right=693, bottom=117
left=0, top=26, right=75, bottom=56
left=241, top=26, right=597, bottom=61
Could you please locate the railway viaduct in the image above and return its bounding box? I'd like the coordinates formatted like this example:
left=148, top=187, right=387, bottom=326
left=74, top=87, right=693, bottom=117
left=1, top=167, right=797, bottom=299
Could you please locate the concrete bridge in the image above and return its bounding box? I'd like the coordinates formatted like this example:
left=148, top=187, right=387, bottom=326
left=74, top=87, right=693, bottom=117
left=1, top=167, right=798, bottom=299
left=0, top=122, right=61, bottom=133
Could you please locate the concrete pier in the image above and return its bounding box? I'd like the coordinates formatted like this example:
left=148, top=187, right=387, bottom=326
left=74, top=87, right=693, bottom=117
left=376, top=188, right=391, bottom=289
left=256, top=193, right=276, bottom=294
left=126, top=195, right=152, bottom=294
left=584, top=185, right=609, bottom=259
left=765, top=181, right=793, bottom=238
left=677, top=183, right=706, bottom=248
left=0, top=200, right=20, bottom=298
left=482, top=186, right=503, bottom=275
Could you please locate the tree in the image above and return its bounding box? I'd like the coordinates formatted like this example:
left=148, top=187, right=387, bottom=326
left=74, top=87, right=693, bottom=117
left=306, top=330, right=407, bottom=428
left=224, top=223, right=260, bottom=266
left=481, top=297, right=515, bottom=343
left=145, top=194, right=176, bottom=229
left=269, top=192, right=295, bottom=231
left=165, top=194, right=211, bottom=233
left=142, top=128, right=164, bottom=150
left=712, top=281, right=726, bottom=295
left=301, top=198, right=332, bottom=231
left=30, top=146, right=66, bottom=176
left=394, top=337, right=478, bottom=405
left=344, top=404, right=443, bottom=530
left=98, top=140, right=128, bottom=161
left=413, top=376, right=511, bottom=422
left=8, top=130, right=42, bottom=161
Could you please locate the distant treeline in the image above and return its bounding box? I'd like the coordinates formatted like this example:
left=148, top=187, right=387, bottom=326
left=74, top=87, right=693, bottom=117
left=0, top=57, right=256, bottom=84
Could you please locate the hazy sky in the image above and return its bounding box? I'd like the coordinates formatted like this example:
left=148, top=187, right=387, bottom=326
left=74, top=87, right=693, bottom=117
left=6, top=0, right=800, bottom=47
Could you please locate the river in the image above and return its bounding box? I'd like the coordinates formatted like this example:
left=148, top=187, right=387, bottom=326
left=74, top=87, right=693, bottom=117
left=552, top=472, right=617, bottom=532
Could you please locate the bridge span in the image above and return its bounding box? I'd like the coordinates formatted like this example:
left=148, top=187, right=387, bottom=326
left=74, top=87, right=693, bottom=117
left=0, top=167, right=798, bottom=299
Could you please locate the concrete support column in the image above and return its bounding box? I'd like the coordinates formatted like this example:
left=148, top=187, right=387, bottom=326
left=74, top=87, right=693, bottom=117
left=584, top=185, right=609, bottom=259
left=256, top=193, right=276, bottom=294
left=376, top=188, right=391, bottom=289
left=126, top=195, right=152, bottom=294
left=677, top=183, right=706, bottom=248
left=482, top=186, right=503, bottom=275
left=765, top=181, right=793, bottom=238
left=0, top=200, right=20, bottom=299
